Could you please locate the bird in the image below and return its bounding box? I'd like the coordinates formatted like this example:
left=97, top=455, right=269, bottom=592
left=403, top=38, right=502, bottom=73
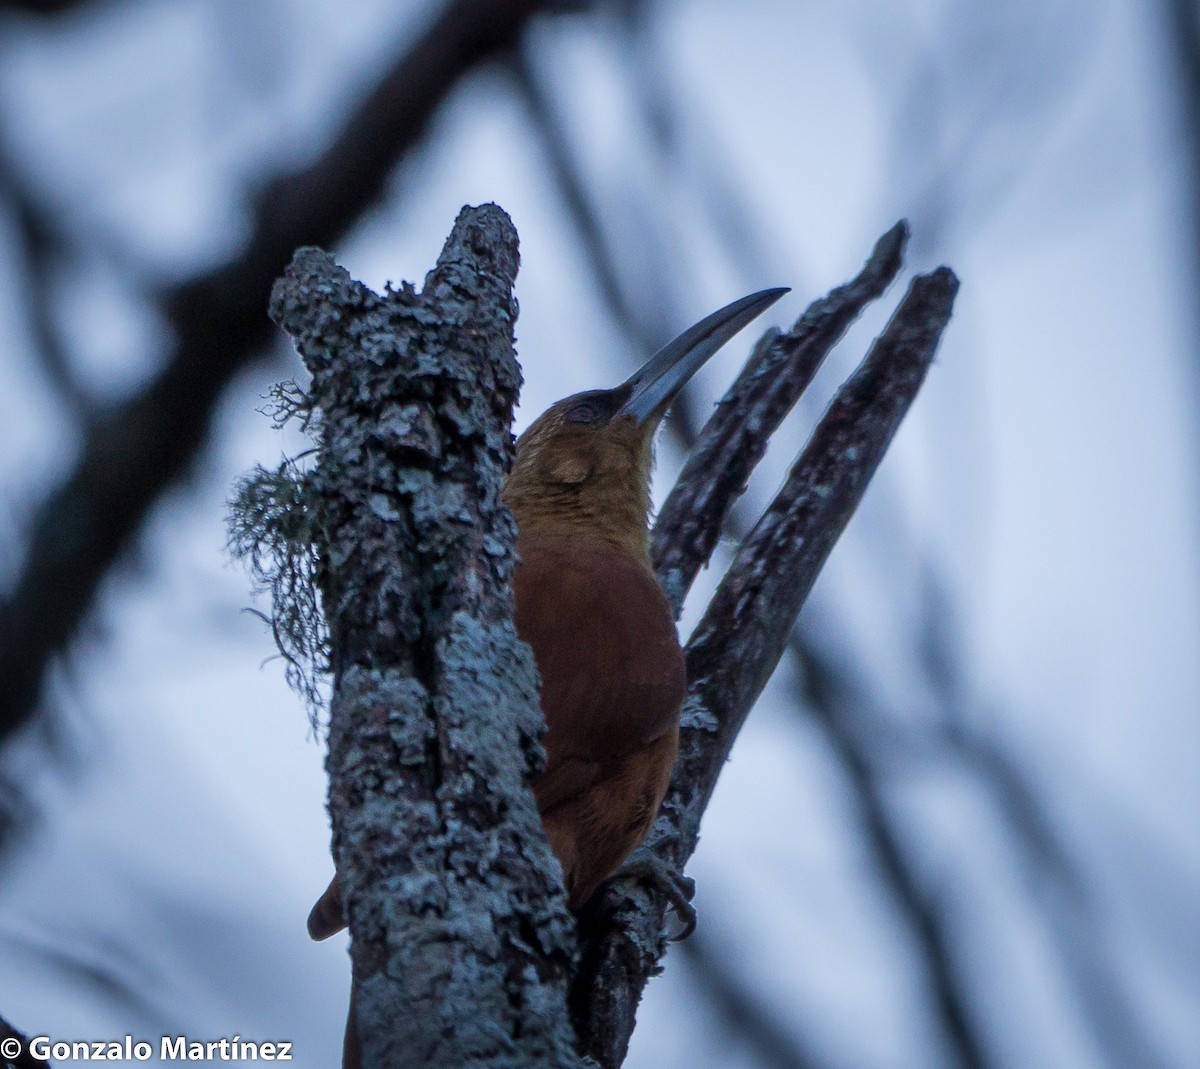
left=306, top=285, right=787, bottom=1065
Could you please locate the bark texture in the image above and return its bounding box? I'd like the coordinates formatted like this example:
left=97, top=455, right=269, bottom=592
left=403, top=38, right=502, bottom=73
left=269, top=205, right=579, bottom=1069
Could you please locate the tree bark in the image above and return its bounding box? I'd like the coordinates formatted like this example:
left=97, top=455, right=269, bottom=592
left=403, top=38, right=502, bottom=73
left=269, top=205, right=580, bottom=1069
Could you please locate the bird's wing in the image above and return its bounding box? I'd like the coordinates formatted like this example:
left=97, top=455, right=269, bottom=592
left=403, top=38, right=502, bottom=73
left=532, top=755, right=603, bottom=816
left=514, top=534, right=685, bottom=814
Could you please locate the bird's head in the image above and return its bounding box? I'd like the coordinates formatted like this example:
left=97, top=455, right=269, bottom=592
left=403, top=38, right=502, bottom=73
left=503, top=287, right=787, bottom=560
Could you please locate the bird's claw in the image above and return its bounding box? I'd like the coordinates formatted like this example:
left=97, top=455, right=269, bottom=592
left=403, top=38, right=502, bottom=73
left=613, top=848, right=697, bottom=940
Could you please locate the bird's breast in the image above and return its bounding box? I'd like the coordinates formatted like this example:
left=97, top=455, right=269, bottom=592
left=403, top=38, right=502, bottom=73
left=512, top=530, right=685, bottom=764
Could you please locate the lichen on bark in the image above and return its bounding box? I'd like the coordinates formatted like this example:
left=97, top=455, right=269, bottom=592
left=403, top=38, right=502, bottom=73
left=254, top=204, right=580, bottom=1068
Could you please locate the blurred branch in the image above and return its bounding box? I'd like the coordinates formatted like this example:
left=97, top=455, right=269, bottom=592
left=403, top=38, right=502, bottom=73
left=678, top=934, right=824, bottom=1069
left=612, top=0, right=795, bottom=289
left=510, top=41, right=708, bottom=445
left=792, top=637, right=990, bottom=1069
left=0, top=1013, right=47, bottom=1069
left=857, top=1, right=1097, bottom=254
left=570, top=261, right=959, bottom=1067
left=1039, top=882, right=1175, bottom=1069
left=797, top=579, right=1172, bottom=1069
left=1167, top=0, right=1200, bottom=108
left=941, top=737, right=1176, bottom=1061
left=0, top=0, right=94, bottom=15
left=912, top=566, right=1088, bottom=894
left=508, top=43, right=662, bottom=353
left=0, top=923, right=169, bottom=1030
left=0, top=0, right=589, bottom=745
left=1165, top=0, right=1200, bottom=420
left=0, top=149, right=92, bottom=420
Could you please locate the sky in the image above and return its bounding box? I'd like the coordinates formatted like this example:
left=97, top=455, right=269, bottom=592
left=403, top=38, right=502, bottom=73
left=0, top=1, right=1196, bottom=1067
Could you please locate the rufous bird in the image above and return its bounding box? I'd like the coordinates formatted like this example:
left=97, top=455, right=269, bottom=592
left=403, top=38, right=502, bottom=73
left=307, top=286, right=787, bottom=1066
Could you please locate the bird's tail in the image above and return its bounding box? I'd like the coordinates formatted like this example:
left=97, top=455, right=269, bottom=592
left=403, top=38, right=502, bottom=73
left=307, top=875, right=346, bottom=940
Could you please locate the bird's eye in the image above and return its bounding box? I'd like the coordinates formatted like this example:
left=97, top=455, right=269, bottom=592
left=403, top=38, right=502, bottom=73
left=566, top=399, right=603, bottom=424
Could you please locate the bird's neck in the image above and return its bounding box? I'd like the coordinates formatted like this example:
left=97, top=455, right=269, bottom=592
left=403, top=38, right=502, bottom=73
left=506, top=481, right=653, bottom=565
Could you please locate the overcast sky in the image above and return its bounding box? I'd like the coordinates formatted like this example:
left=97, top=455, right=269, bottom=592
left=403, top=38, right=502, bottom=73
left=0, top=2, right=1196, bottom=1067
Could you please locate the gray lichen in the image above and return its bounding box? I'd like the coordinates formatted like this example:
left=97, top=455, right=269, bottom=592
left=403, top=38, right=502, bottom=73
left=228, top=443, right=329, bottom=722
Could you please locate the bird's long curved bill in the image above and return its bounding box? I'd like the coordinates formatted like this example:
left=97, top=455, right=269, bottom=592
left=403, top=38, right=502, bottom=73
left=617, top=287, right=789, bottom=426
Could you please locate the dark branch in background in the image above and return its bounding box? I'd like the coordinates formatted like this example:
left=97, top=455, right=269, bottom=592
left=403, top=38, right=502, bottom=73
left=0, top=0, right=588, bottom=746
left=793, top=639, right=989, bottom=1069
left=797, top=622, right=1177, bottom=1069
left=611, top=0, right=796, bottom=290
left=1167, top=0, right=1200, bottom=140
left=827, top=17, right=1163, bottom=1052
left=1165, top=0, right=1200, bottom=494
left=0, top=150, right=91, bottom=420
left=677, top=934, right=823, bottom=1069
left=266, top=207, right=580, bottom=1068
left=0, top=1013, right=47, bottom=1069
left=850, top=0, right=1099, bottom=257
left=827, top=15, right=1166, bottom=1051
left=909, top=568, right=1174, bottom=1069
left=509, top=41, right=706, bottom=448
left=0, top=0, right=93, bottom=15
left=569, top=249, right=959, bottom=1067
left=509, top=47, right=650, bottom=353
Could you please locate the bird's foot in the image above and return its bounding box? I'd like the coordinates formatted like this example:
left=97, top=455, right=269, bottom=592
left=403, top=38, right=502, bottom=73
left=612, top=848, right=696, bottom=941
